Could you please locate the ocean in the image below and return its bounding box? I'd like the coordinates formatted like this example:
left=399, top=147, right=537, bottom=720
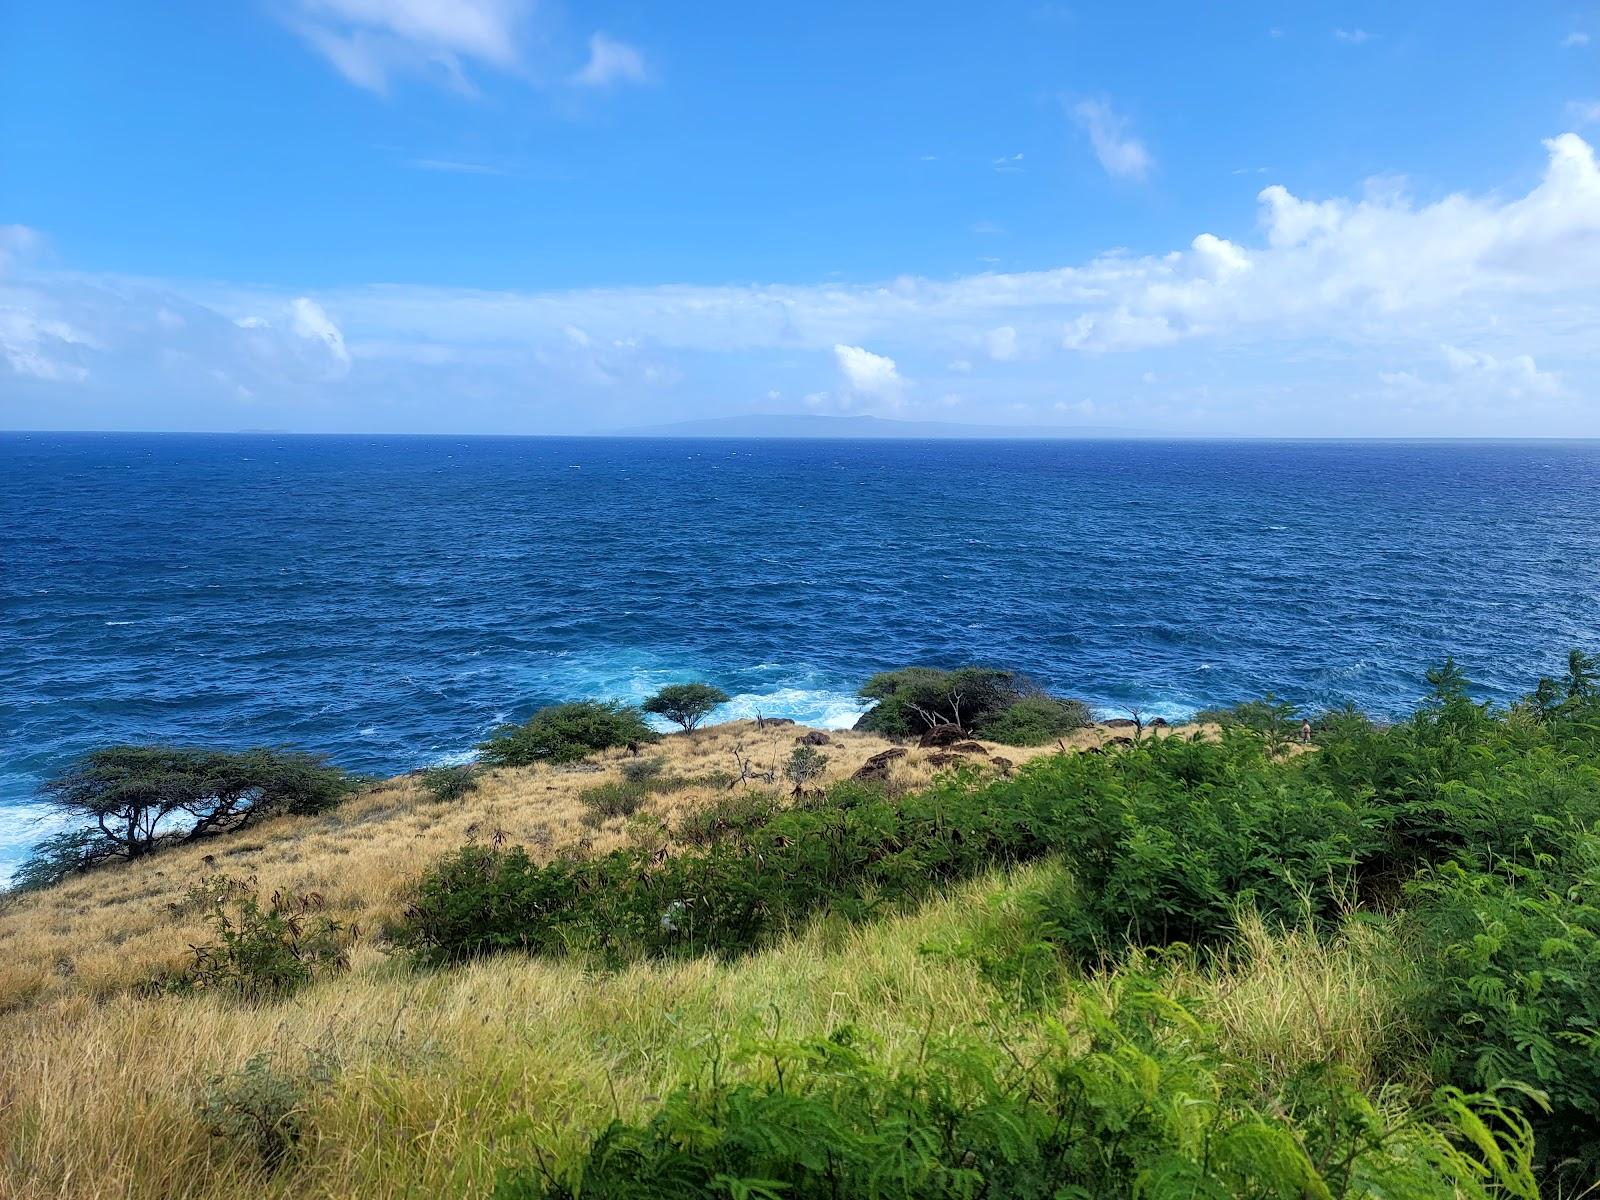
left=3, top=432, right=1599, bottom=881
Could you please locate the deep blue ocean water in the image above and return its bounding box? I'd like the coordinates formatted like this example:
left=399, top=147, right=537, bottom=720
left=4, top=432, right=1600, bottom=881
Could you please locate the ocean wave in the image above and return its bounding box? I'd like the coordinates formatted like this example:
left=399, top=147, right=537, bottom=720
left=716, top=687, right=868, bottom=731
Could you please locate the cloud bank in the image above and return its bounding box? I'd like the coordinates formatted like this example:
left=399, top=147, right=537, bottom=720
left=3, top=134, right=1598, bottom=435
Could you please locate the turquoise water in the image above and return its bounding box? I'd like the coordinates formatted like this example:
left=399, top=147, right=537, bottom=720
left=4, top=433, right=1599, bottom=880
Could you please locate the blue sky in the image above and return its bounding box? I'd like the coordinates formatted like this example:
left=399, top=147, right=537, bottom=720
left=2, top=1, right=1599, bottom=434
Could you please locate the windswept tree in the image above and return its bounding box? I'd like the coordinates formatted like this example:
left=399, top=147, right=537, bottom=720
left=855, top=666, right=1090, bottom=743
left=15, top=746, right=361, bottom=890
left=642, top=683, right=730, bottom=733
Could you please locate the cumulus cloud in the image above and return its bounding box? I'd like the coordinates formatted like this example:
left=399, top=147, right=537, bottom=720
left=1071, top=98, right=1153, bottom=181
left=570, top=33, right=649, bottom=87
left=6, top=134, right=1600, bottom=432
left=833, top=344, right=904, bottom=403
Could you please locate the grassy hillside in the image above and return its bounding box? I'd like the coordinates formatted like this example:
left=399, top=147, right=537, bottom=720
left=0, top=683, right=1595, bottom=1199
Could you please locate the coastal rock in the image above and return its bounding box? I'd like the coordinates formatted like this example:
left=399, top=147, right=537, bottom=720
left=796, top=730, right=832, bottom=746
left=926, top=751, right=966, bottom=768
left=918, top=724, right=967, bottom=748
left=757, top=716, right=796, bottom=730
left=1149, top=717, right=1169, bottom=728
left=1102, top=718, right=1137, bottom=729
left=1107, top=736, right=1135, bottom=748
left=989, top=755, right=1015, bottom=774
left=852, top=747, right=908, bottom=782
left=951, top=740, right=986, bottom=753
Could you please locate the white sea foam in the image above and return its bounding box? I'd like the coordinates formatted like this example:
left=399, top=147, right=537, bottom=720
left=716, top=687, right=868, bottom=731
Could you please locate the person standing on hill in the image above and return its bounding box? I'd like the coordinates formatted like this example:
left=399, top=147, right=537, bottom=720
left=1300, top=718, right=1312, bottom=745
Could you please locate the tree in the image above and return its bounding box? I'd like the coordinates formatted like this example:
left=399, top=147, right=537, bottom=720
left=642, top=683, right=731, bottom=733
left=478, top=700, right=658, bottom=767
left=16, top=746, right=361, bottom=888
left=855, top=665, right=1089, bottom=743
left=1565, top=649, right=1597, bottom=701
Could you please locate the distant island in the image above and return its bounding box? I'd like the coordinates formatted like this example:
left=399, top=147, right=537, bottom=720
left=603, top=412, right=1155, bottom=439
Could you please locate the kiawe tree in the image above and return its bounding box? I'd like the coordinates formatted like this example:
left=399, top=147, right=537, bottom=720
left=14, top=746, right=361, bottom=890
left=642, top=683, right=730, bottom=733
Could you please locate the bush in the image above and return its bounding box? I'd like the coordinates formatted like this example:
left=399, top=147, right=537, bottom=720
left=578, top=781, right=650, bottom=825
left=854, top=666, right=1030, bottom=737
left=198, top=1050, right=334, bottom=1171
left=1408, top=837, right=1600, bottom=1169
left=163, top=888, right=353, bottom=1001
left=641, top=683, right=730, bottom=732
left=13, top=746, right=363, bottom=886
left=620, top=757, right=666, bottom=786
left=478, top=701, right=658, bottom=767
left=674, top=791, right=779, bottom=847
left=783, top=744, right=828, bottom=792
left=975, top=695, right=1092, bottom=745
left=495, top=989, right=1539, bottom=1200
left=419, top=764, right=482, bottom=803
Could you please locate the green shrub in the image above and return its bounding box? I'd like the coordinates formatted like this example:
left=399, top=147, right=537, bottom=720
left=578, top=780, right=650, bottom=825
left=1408, top=836, right=1600, bottom=1170
left=620, top=757, right=667, bottom=786
left=1028, top=731, right=1379, bottom=957
left=975, top=695, right=1092, bottom=745
left=674, top=791, right=779, bottom=847
left=419, top=763, right=483, bottom=803
left=164, top=888, right=352, bottom=1001
left=478, top=701, right=658, bottom=767
left=495, top=989, right=1538, bottom=1200
left=641, top=683, right=730, bottom=732
left=782, top=744, right=828, bottom=792
left=198, top=1050, right=335, bottom=1171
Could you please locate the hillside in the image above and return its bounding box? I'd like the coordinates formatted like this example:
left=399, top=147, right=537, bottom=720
left=0, top=690, right=1594, bottom=1199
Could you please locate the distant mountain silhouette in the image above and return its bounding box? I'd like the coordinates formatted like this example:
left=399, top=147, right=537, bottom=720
left=604, top=413, right=1153, bottom=439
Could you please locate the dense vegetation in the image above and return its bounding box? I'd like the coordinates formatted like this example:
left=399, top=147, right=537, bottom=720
left=478, top=699, right=659, bottom=766
left=12, top=746, right=363, bottom=891
left=853, top=665, right=1092, bottom=743
left=400, top=655, right=1600, bottom=1193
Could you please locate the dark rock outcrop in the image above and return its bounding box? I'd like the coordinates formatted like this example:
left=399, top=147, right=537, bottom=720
left=918, top=724, right=967, bottom=748
left=852, top=747, right=908, bottom=782
left=796, top=730, right=832, bottom=746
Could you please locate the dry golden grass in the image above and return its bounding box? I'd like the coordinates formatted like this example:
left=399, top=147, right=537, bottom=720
left=0, top=719, right=1136, bottom=1014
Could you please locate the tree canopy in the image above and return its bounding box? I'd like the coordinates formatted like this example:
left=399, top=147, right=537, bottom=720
left=478, top=700, right=659, bottom=767
left=854, top=666, right=1090, bottom=743
left=641, top=683, right=730, bottom=732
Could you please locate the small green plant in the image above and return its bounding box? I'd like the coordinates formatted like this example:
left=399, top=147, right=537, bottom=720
left=782, top=744, right=828, bottom=794
left=170, top=889, right=352, bottom=1000
left=420, top=763, right=482, bottom=803
left=641, top=683, right=730, bottom=733
left=478, top=701, right=658, bottom=767
left=977, top=695, right=1091, bottom=745
left=198, top=1053, right=316, bottom=1170
left=675, top=791, right=778, bottom=846
left=619, top=757, right=666, bottom=786
left=577, top=781, right=649, bottom=825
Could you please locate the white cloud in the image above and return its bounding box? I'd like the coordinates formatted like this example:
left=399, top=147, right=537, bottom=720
left=290, top=298, right=351, bottom=375
left=570, top=33, right=649, bottom=88
left=1334, top=28, right=1372, bottom=44
left=1569, top=100, right=1600, bottom=125
left=1071, top=98, right=1153, bottom=181
left=834, top=344, right=904, bottom=402
left=282, top=0, right=531, bottom=92
left=0, top=225, right=44, bottom=277
left=7, top=134, right=1600, bottom=433
left=1563, top=31, right=1591, bottom=47
left=993, top=153, right=1025, bottom=173
left=985, top=325, right=1019, bottom=360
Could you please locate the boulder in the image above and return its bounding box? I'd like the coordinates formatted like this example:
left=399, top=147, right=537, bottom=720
left=852, top=747, right=908, bottom=782
left=1149, top=717, right=1169, bottom=728
left=951, top=740, right=986, bottom=753
left=918, top=724, right=967, bottom=748
left=926, top=751, right=966, bottom=768
left=796, top=730, right=832, bottom=746
left=1106, top=735, right=1135, bottom=748
left=757, top=715, right=796, bottom=729
left=1102, top=718, right=1137, bottom=729
left=989, top=755, right=1015, bottom=774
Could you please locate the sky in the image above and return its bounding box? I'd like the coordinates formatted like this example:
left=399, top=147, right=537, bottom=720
left=2, top=1, right=1599, bottom=436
